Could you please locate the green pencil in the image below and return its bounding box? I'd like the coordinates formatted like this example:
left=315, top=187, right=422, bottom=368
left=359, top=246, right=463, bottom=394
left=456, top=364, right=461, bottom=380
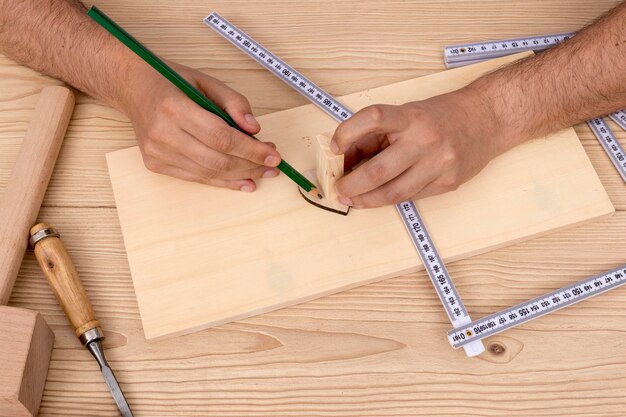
left=88, top=6, right=320, bottom=198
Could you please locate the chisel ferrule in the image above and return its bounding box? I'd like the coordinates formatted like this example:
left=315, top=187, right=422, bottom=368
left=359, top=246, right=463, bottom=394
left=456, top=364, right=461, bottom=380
left=79, top=326, right=104, bottom=347
left=29, top=226, right=60, bottom=248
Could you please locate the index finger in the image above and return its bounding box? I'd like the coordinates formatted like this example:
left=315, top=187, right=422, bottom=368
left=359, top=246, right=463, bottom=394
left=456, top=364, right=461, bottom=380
left=185, top=106, right=282, bottom=167
left=331, top=104, right=409, bottom=154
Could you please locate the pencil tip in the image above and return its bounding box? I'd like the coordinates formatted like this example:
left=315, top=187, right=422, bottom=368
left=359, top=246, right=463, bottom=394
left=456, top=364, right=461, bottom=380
left=312, top=189, right=323, bottom=199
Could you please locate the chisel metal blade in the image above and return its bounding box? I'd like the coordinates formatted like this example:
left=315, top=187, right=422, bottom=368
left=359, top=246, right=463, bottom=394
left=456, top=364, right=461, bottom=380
left=88, top=340, right=134, bottom=417
left=101, top=365, right=134, bottom=417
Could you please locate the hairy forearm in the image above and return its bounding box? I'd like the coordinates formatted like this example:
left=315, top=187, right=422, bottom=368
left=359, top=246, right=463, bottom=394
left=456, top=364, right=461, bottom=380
left=0, top=0, right=143, bottom=113
left=469, top=1, right=626, bottom=149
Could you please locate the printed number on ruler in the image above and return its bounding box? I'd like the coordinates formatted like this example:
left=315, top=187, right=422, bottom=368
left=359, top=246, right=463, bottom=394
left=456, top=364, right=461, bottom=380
left=448, top=264, right=626, bottom=348
left=587, top=118, right=626, bottom=182
left=610, top=109, right=626, bottom=130
left=204, top=13, right=352, bottom=123
left=204, top=12, right=484, bottom=356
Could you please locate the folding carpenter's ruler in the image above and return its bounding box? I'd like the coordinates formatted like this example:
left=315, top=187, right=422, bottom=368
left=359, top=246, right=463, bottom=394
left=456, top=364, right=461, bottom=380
left=205, top=15, right=626, bottom=353
left=204, top=12, right=484, bottom=357
left=449, top=265, right=626, bottom=348
left=446, top=33, right=626, bottom=183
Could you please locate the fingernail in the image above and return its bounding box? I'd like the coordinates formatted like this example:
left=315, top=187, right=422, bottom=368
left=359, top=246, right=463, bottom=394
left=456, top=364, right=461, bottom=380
left=339, top=196, right=352, bottom=206
left=264, top=155, right=281, bottom=166
left=263, top=169, right=278, bottom=178
left=240, top=185, right=254, bottom=192
left=245, top=113, right=259, bottom=127
left=330, top=141, right=339, bottom=154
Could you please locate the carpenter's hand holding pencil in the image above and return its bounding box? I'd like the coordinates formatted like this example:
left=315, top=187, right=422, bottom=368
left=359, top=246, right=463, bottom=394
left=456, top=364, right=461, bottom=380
left=89, top=6, right=319, bottom=197
left=124, top=59, right=281, bottom=192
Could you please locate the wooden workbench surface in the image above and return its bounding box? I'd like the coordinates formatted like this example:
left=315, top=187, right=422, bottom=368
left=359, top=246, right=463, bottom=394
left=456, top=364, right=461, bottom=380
left=2, top=1, right=625, bottom=415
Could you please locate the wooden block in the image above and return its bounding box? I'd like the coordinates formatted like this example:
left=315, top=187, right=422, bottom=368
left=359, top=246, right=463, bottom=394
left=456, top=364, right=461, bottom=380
left=0, top=86, right=74, bottom=306
left=106, top=52, right=614, bottom=341
left=0, top=306, right=54, bottom=417
left=315, top=134, right=343, bottom=201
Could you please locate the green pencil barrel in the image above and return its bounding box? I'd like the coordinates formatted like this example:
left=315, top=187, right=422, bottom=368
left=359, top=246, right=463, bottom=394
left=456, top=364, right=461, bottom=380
left=277, top=160, right=312, bottom=192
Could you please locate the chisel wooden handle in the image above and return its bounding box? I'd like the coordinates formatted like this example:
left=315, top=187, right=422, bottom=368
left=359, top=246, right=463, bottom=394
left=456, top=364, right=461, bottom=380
left=30, top=223, right=101, bottom=340
left=0, top=86, right=74, bottom=306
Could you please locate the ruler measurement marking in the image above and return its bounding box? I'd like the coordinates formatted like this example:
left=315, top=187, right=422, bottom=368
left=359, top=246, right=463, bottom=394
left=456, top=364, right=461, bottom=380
left=587, top=118, right=626, bottom=182
left=609, top=110, right=626, bottom=131
left=396, top=201, right=468, bottom=324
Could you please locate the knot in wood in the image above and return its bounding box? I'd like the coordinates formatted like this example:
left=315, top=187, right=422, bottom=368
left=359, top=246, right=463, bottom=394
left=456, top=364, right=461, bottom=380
left=488, top=342, right=506, bottom=355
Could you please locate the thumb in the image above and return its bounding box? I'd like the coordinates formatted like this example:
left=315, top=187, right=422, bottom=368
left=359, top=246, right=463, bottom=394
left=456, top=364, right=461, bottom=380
left=195, top=76, right=261, bottom=135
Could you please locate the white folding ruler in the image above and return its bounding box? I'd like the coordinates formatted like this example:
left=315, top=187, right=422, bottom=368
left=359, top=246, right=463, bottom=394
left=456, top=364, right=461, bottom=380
left=446, top=33, right=626, bottom=183
left=204, top=12, right=485, bottom=357
left=444, top=32, right=575, bottom=68
left=449, top=265, right=626, bottom=348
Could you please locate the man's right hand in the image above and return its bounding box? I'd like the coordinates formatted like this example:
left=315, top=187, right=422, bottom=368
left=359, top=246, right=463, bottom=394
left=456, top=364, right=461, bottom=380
left=124, top=61, right=282, bottom=192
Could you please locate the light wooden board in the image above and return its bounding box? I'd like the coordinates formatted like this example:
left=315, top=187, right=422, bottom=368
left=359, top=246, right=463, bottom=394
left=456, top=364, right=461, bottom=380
left=107, top=52, right=614, bottom=341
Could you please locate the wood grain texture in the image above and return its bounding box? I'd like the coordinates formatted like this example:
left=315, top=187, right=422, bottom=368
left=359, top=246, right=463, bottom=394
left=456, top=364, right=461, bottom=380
left=0, top=86, right=72, bottom=417
left=107, top=52, right=613, bottom=341
left=2, top=0, right=626, bottom=415
left=0, top=306, right=54, bottom=417
left=315, top=134, right=343, bottom=202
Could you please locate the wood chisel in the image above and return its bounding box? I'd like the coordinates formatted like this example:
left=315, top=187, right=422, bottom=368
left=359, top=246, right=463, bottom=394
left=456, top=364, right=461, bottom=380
left=29, top=223, right=133, bottom=417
